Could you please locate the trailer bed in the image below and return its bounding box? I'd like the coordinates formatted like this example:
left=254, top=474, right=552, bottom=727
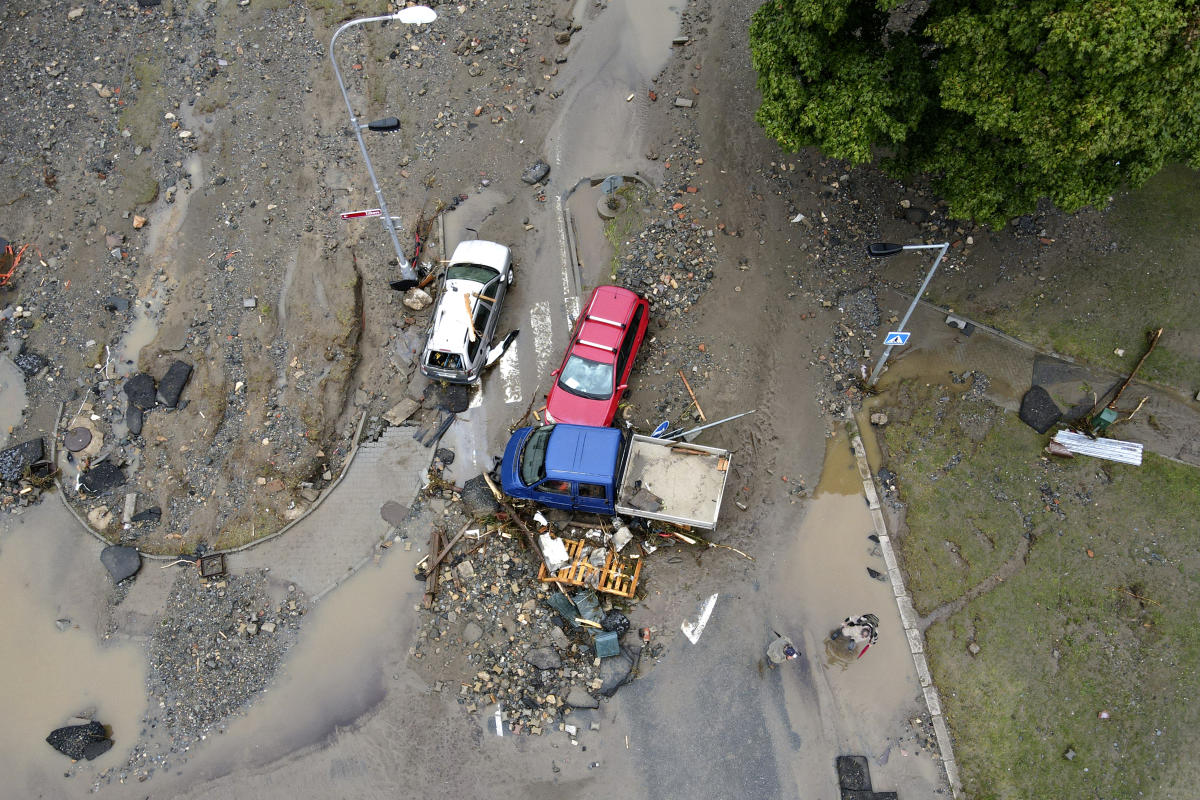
left=615, top=434, right=730, bottom=529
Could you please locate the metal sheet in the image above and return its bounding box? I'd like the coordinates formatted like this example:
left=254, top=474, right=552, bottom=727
left=1052, top=430, right=1143, bottom=466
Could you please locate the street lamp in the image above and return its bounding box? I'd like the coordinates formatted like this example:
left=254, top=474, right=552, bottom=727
left=864, top=240, right=950, bottom=386
left=330, top=6, right=437, bottom=290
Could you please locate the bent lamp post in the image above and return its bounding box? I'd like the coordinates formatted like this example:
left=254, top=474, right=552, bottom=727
left=865, top=241, right=950, bottom=386
left=330, top=7, right=437, bottom=290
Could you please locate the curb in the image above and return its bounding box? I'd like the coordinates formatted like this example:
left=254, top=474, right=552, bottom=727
left=847, top=416, right=965, bottom=800
left=52, top=405, right=373, bottom=562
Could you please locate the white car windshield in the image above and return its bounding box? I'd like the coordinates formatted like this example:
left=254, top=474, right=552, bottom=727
left=558, top=355, right=613, bottom=399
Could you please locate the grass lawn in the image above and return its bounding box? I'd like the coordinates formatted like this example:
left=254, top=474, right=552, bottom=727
left=880, top=377, right=1200, bottom=800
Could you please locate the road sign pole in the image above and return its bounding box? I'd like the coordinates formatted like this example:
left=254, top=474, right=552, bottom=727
left=867, top=242, right=949, bottom=387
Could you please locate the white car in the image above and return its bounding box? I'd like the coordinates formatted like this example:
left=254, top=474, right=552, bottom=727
left=420, top=239, right=513, bottom=384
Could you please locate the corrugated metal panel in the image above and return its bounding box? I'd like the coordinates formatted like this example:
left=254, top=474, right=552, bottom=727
left=1052, top=430, right=1143, bottom=466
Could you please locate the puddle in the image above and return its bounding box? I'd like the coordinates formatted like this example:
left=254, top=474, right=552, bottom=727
left=149, top=540, right=426, bottom=786
left=0, top=501, right=147, bottom=795
left=109, top=284, right=166, bottom=378
left=0, top=354, right=28, bottom=446
left=814, top=427, right=862, bottom=497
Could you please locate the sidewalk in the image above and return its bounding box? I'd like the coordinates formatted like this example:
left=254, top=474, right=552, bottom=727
left=874, top=289, right=1200, bottom=467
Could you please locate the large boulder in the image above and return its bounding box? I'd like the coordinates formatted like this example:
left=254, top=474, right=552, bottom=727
left=100, top=545, right=141, bottom=583
left=125, top=403, right=144, bottom=436
left=0, top=437, right=43, bottom=482
left=80, top=462, right=125, bottom=494
left=156, top=360, right=193, bottom=408
left=461, top=475, right=500, bottom=516
left=123, top=373, right=157, bottom=410
left=46, top=721, right=111, bottom=760
left=598, top=650, right=634, bottom=696
left=1019, top=385, right=1062, bottom=434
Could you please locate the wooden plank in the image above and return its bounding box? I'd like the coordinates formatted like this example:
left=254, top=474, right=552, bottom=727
left=536, top=537, right=640, bottom=598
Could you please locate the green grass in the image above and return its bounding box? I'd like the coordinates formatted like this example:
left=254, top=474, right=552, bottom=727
left=882, top=377, right=1200, bottom=799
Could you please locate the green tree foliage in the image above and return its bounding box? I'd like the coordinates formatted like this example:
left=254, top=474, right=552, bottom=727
left=750, top=0, right=1200, bottom=227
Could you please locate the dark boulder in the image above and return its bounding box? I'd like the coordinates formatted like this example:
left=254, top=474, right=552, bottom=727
left=104, top=296, right=130, bottom=313
left=81, top=738, right=114, bottom=760
left=461, top=475, right=500, bottom=516
left=0, top=437, right=44, bottom=482
left=126, top=403, right=144, bottom=436
left=131, top=506, right=161, bottom=524
left=156, top=360, right=193, bottom=408
left=46, top=721, right=110, bottom=760
left=100, top=545, right=141, bottom=583
left=1019, top=385, right=1062, bottom=434
left=80, top=462, right=125, bottom=494
left=13, top=350, right=46, bottom=377
left=123, top=373, right=157, bottom=410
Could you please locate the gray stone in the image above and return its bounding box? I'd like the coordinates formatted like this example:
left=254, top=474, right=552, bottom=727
left=549, top=626, right=569, bottom=650
left=99, top=545, right=140, bottom=583
left=12, top=350, right=46, bottom=377
left=156, top=360, right=193, bottom=408
left=598, top=651, right=633, bottom=696
left=460, top=475, right=500, bottom=516
left=243, top=297, right=257, bottom=308
left=525, top=647, right=561, bottom=671
left=521, top=160, right=550, bottom=185
left=566, top=686, right=599, bottom=709
left=0, top=437, right=43, bottom=481
left=126, top=403, right=144, bottom=436
left=123, top=373, right=157, bottom=410
left=463, top=622, right=483, bottom=644
left=104, top=296, right=130, bottom=313
left=674, top=97, right=694, bottom=108
left=1019, top=385, right=1062, bottom=434
left=456, top=560, right=475, bottom=579
left=131, top=506, right=161, bottom=524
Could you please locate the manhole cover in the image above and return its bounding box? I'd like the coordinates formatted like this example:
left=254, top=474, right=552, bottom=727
left=65, top=427, right=93, bottom=453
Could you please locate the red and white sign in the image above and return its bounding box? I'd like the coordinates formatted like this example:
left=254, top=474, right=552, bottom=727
left=339, top=208, right=382, bottom=220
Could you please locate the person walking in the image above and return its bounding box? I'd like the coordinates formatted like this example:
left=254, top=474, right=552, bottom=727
left=831, top=613, right=879, bottom=658
left=767, top=631, right=800, bottom=668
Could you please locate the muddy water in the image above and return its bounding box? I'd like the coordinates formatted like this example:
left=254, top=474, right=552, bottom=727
left=776, top=429, right=943, bottom=792
left=0, top=500, right=146, bottom=796
left=0, top=354, right=28, bottom=445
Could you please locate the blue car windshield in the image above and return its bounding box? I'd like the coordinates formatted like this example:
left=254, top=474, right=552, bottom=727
left=558, top=355, right=614, bottom=400
left=519, top=426, right=554, bottom=486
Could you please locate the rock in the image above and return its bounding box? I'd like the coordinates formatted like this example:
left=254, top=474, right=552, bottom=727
left=261, top=622, right=277, bottom=634
left=243, top=297, right=257, bottom=308
left=554, top=30, right=571, bottom=45
left=456, top=560, right=475, bottom=579
left=597, top=651, right=633, bottom=696
left=126, top=403, right=144, bottom=436
left=156, top=360, right=193, bottom=407
left=435, top=447, right=455, bottom=466
left=463, top=622, right=483, bottom=644
left=131, top=506, right=161, bottom=524
left=55, top=618, right=71, bottom=631
left=526, top=647, right=561, bottom=671
left=1019, top=385, right=1062, bottom=434
left=123, top=373, right=157, bottom=410
left=13, top=350, right=46, bottom=377
left=132, top=215, right=147, bottom=229
left=81, top=738, right=114, bottom=760
left=100, top=545, right=140, bottom=583
left=136, top=0, right=162, bottom=7
left=0, top=437, right=43, bottom=481
left=674, top=97, right=694, bottom=108
left=80, top=462, right=125, bottom=494
left=521, top=160, right=550, bottom=185
left=566, top=687, right=599, bottom=709
left=869, top=412, right=888, bottom=426
left=87, top=506, right=113, bottom=530
left=549, top=626, right=569, bottom=650
left=383, top=397, right=420, bottom=426
left=460, top=475, right=500, bottom=516
left=403, top=288, right=433, bottom=311
left=104, top=296, right=130, bottom=313
left=67, top=7, right=84, bottom=19
left=904, top=206, right=929, bottom=224
left=46, top=721, right=110, bottom=760
left=967, top=642, right=981, bottom=656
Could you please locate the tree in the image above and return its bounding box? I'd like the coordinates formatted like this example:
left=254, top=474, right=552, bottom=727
left=750, top=0, right=1200, bottom=228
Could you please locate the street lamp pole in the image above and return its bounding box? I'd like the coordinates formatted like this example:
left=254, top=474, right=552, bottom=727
left=865, top=241, right=950, bottom=386
left=329, top=7, right=437, bottom=290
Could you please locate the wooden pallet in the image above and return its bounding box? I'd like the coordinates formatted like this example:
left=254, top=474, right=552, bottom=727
left=538, top=537, right=641, bottom=598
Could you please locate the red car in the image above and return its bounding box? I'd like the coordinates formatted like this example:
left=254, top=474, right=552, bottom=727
left=544, top=286, right=650, bottom=427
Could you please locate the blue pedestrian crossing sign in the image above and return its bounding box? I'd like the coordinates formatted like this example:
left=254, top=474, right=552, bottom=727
left=883, top=331, right=911, bottom=346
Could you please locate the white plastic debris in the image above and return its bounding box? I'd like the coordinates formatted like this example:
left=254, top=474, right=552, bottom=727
left=539, top=533, right=570, bottom=573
